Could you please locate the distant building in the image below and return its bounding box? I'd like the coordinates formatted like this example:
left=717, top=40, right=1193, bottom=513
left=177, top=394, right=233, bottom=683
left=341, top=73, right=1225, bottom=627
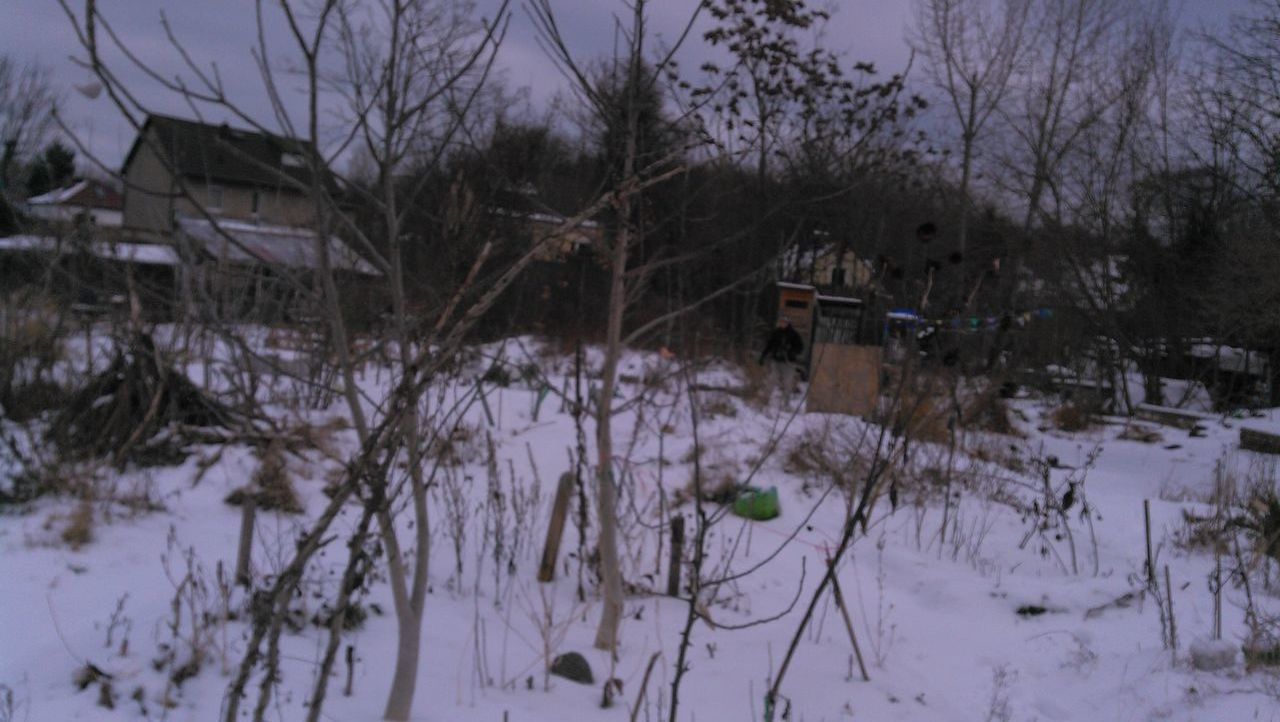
left=0, top=114, right=377, bottom=320
left=780, top=240, right=873, bottom=292
left=117, top=113, right=374, bottom=278
left=24, top=179, right=123, bottom=227
left=489, top=207, right=603, bottom=262
left=120, top=114, right=317, bottom=234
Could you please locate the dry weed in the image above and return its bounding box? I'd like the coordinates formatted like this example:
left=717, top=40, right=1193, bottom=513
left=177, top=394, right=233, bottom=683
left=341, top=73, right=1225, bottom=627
left=62, top=500, right=94, bottom=549
left=1051, top=402, right=1092, bottom=432
left=225, top=439, right=302, bottom=513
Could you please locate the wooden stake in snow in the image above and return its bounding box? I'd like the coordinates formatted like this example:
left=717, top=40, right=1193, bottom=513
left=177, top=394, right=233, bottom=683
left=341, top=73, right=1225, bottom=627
left=1144, top=499, right=1154, bottom=588
left=344, top=645, right=355, bottom=697
left=668, top=515, right=685, bottom=597
left=235, top=493, right=256, bottom=587
left=537, top=473, right=575, bottom=583
left=830, top=574, right=870, bottom=681
left=1165, top=565, right=1177, bottom=665
left=478, top=384, right=496, bottom=426
left=1213, top=552, right=1223, bottom=640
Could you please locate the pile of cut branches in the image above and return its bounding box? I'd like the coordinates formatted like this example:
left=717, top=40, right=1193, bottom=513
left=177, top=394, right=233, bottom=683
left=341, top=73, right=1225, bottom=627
left=48, top=333, right=244, bottom=467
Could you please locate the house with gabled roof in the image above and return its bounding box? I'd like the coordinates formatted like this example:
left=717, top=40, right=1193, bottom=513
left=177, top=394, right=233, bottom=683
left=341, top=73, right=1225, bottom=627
left=117, top=113, right=375, bottom=279
left=24, top=178, right=124, bottom=227
left=120, top=114, right=318, bottom=234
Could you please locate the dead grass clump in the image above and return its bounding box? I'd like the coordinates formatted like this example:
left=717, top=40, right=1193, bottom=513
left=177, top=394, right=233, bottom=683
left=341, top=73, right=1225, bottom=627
left=674, top=473, right=739, bottom=506
left=2, top=379, right=69, bottom=422
left=737, top=354, right=772, bottom=408
left=1051, top=402, right=1093, bottom=432
left=429, top=423, right=485, bottom=467
left=0, top=297, right=60, bottom=366
left=62, top=500, right=95, bottom=549
left=1118, top=424, right=1163, bottom=444
left=969, top=438, right=1028, bottom=475
left=885, top=393, right=951, bottom=445
left=1171, top=508, right=1228, bottom=553
left=1, top=295, right=64, bottom=418
left=287, top=416, right=348, bottom=460
left=782, top=431, right=828, bottom=477
left=674, top=444, right=743, bottom=505
left=225, top=440, right=302, bottom=513
left=698, top=394, right=737, bottom=419
left=1237, top=491, right=1280, bottom=565
left=962, top=386, right=1021, bottom=437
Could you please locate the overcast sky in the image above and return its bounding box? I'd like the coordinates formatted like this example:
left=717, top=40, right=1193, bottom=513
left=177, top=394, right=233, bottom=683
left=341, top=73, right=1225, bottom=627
left=1, top=0, right=1248, bottom=172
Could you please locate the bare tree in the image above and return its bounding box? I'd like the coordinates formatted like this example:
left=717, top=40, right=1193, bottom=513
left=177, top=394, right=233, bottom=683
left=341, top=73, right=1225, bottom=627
left=527, top=0, right=709, bottom=654
left=909, top=0, right=1032, bottom=257
left=0, top=55, right=61, bottom=196
left=992, top=0, right=1139, bottom=308
left=51, top=1, right=640, bottom=720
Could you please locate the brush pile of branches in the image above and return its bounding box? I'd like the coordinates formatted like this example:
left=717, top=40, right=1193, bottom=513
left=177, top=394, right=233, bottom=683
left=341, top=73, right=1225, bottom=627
left=48, top=333, right=245, bottom=467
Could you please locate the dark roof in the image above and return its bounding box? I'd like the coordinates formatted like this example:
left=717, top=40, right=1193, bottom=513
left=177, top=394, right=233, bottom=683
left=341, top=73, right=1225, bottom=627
left=121, top=114, right=317, bottom=190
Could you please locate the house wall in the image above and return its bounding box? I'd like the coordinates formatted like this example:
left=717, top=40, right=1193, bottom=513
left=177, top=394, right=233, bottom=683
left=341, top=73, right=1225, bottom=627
left=122, top=126, right=176, bottom=233
left=527, top=218, right=603, bottom=262
left=171, top=183, right=312, bottom=228
left=124, top=125, right=314, bottom=232
left=811, top=250, right=871, bottom=288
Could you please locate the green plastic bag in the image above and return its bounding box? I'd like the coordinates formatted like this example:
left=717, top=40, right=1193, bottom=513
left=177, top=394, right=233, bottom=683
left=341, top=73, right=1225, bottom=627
left=733, top=486, right=780, bottom=521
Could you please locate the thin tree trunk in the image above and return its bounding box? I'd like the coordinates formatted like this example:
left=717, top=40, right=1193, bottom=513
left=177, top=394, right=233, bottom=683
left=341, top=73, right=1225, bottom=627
left=594, top=215, right=630, bottom=651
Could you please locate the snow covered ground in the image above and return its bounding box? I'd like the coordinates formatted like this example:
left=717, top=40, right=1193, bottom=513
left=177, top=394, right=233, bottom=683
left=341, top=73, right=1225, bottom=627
left=3, top=334, right=1280, bottom=721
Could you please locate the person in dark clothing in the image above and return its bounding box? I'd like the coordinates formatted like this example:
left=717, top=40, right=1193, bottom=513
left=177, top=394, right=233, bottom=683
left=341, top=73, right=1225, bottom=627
left=760, top=319, right=804, bottom=398
left=760, top=319, right=804, bottom=364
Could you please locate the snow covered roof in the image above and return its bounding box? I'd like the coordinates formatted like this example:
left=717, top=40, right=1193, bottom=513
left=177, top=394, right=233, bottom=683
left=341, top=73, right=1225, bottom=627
left=176, top=217, right=379, bottom=276
left=1188, top=342, right=1268, bottom=376
left=0, top=235, right=180, bottom=265
left=487, top=206, right=602, bottom=230
left=25, top=179, right=123, bottom=211
left=816, top=294, right=862, bottom=305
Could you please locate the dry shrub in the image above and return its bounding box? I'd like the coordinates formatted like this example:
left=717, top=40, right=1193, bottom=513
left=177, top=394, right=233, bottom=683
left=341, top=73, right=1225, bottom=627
left=429, top=422, right=485, bottom=467
left=969, top=438, right=1027, bottom=475
left=782, top=430, right=828, bottom=477
left=1, top=294, right=64, bottom=419
left=287, top=416, right=348, bottom=460
left=698, top=394, right=737, bottom=419
left=1171, top=508, right=1228, bottom=553
left=674, top=473, right=739, bottom=506
left=871, top=369, right=954, bottom=445
left=886, top=393, right=950, bottom=445
left=48, top=333, right=241, bottom=467
left=674, top=444, right=743, bottom=505
left=779, top=423, right=872, bottom=497
left=225, top=440, right=301, bottom=513
left=737, top=354, right=772, bottom=408
left=62, top=500, right=95, bottom=549
left=0, top=296, right=60, bottom=365
left=1051, top=402, right=1093, bottom=432
left=2, top=379, right=68, bottom=422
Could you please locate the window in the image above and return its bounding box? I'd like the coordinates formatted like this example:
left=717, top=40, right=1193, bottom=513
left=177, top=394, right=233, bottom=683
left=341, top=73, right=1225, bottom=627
left=207, top=185, right=224, bottom=210
left=281, top=152, right=305, bottom=168
left=784, top=299, right=809, bottom=309
left=251, top=190, right=261, bottom=217
left=830, top=267, right=846, bottom=286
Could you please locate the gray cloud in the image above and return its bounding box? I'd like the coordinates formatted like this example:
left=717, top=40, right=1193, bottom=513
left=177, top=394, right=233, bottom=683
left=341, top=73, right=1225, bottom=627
left=0, top=0, right=1252, bottom=171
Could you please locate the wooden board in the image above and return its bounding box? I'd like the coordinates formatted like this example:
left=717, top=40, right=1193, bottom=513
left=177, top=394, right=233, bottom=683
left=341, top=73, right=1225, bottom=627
left=1135, top=403, right=1211, bottom=431
left=1241, top=427, right=1280, bottom=455
left=806, top=344, right=881, bottom=416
